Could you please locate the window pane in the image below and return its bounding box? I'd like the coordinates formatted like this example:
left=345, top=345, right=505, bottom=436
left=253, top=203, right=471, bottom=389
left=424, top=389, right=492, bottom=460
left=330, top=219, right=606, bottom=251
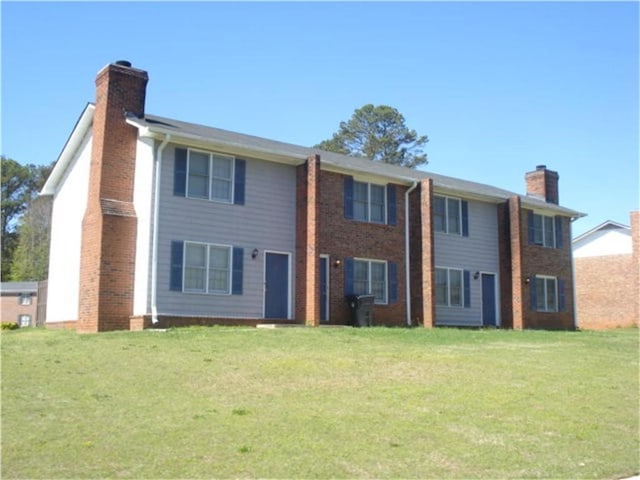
left=185, top=244, right=206, bottom=292
left=435, top=268, right=448, bottom=306
left=434, top=197, right=446, bottom=233
left=211, top=156, right=232, bottom=179
left=447, top=198, right=461, bottom=234
left=535, top=277, right=546, bottom=311
left=354, top=260, right=369, bottom=295
left=371, top=262, right=387, bottom=303
left=533, top=214, right=544, bottom=245
left=188, top=152, right=209, bottom=199
left=354, top=182, right=368, bottom=221
left=449, top=269, right=462, bottom=306
left=544, top=216, right=555, bottom=247
left=370, top=185, right=385, bottom=223
left=546, top=278, right=557, bottom=312
left=211, top=178, right=231, bottom=201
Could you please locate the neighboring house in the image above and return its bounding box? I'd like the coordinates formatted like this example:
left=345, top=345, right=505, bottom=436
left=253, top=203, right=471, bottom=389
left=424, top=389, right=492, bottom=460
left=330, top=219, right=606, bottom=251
left=41, top=60, right=585, bottom=332
left=0, top=282, right=39, bottom=327
left=573, top=212, right=639, bottom=329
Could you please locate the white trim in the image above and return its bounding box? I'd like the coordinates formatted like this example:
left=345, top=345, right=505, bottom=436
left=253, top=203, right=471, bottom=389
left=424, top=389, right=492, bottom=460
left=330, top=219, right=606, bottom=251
left=434, top=194, right=463, bottom=236
left=533, top=275, right=558, bottom=313
left=182, top=242, right=233, bottom=295
left=352, top=180, right=387, bottom=224
left=185, top=148, right=235, bottom=204
left=353, top=257, right=388, bottom=305
left=263, top=250, right=293, bottom=319
left=435, top=266, right=465, bottom=308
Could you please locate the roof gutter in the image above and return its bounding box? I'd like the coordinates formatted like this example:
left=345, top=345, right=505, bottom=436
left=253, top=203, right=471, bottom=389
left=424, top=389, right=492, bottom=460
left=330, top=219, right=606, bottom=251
left=404, top=181, right=419, bottom=326
left=150, top=134, right=171, bottom=325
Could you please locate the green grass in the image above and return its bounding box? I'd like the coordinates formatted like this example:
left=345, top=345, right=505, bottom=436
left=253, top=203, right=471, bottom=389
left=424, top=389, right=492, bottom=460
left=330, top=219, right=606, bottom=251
left=2, top=326, right=638, bottom=479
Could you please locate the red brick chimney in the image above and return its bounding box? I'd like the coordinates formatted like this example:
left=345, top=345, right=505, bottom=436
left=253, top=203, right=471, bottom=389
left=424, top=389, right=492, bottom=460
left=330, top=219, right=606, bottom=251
left=77, top=61, right=148, bottom=332
left=525, top=165, right=559, bottom=204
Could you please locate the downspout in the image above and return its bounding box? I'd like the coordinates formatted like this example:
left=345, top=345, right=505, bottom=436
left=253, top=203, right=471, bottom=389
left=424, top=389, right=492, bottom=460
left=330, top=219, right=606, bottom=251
left=151, top=134, right=171, bottom=325
left=570, top=216, right=579, bottom=330
left=405, top=181, right=419, bottom=326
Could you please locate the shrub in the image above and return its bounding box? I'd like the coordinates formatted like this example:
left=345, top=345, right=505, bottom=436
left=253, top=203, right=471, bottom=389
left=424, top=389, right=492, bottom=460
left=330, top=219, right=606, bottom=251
left=1, top=322, right=19, bottom=331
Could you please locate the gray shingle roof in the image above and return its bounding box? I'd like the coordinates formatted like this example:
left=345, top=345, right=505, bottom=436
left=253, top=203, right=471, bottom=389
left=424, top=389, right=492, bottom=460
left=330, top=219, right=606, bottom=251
left=1, top=282, right=38, bottom=294
left=127, top=113, right=585, bottom=218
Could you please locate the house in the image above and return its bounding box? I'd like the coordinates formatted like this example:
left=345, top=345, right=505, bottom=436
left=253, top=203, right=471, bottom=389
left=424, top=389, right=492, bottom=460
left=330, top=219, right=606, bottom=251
left=0, top=282, right=40, bottom=327
left=41, top=60, right=585, bottom=332
left=573, top=212, right=639, bottom=329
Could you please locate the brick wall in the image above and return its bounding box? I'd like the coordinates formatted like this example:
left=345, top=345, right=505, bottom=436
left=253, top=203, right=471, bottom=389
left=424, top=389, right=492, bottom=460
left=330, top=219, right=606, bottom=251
left=0, top=293, right=38, bottom=326
left=78, top=62, right=148, bottom=333
left=316, top=169, right=408, bottom=326
left=574, top=211, right=639, bottom=329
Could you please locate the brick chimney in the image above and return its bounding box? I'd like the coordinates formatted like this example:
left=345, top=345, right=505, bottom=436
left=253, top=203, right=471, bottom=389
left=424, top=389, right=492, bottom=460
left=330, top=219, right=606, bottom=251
left=525, top=165, right=559, bottom=204
left=77, top=61, right=148, bottom=332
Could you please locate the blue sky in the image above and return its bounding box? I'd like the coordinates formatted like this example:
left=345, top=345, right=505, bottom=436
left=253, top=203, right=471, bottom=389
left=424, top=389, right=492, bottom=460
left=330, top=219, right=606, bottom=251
left=2, top=1, right=638, bottom=237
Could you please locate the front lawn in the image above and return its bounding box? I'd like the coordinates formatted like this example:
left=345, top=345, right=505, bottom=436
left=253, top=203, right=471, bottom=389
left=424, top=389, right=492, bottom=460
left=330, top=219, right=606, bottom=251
left=2, top=326, right=638, bottom=479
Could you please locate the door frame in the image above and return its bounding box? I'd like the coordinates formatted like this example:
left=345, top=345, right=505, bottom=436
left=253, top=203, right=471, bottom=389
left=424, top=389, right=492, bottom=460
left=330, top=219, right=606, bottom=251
left=263, top=250, right=292, bottom=319
left=319, top=254, right=330, bottom=323
left=480, top=272, right=500, bottom=327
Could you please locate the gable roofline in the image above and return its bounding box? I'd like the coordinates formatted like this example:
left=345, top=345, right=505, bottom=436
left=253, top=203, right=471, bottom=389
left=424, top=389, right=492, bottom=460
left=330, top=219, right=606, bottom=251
left=572, top=220, right=631, bottom=244
left=41, top=103, right=95, bottom=196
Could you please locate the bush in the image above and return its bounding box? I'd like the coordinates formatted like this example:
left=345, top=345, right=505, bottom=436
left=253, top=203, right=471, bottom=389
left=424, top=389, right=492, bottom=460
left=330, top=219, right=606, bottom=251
left=1, top=322, right=19, bottom=330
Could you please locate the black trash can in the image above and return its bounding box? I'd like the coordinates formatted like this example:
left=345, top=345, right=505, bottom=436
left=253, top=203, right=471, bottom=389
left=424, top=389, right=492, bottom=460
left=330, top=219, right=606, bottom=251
left=346, top=295, right=375, bottom=327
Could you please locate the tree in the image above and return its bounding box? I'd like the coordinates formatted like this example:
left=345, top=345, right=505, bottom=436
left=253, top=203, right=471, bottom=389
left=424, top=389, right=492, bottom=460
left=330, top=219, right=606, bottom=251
left=10, top=196, right=52, bottom=281
left=314, top=104, right=429, bottom=168
left=1, top=157, right=54, bottom=279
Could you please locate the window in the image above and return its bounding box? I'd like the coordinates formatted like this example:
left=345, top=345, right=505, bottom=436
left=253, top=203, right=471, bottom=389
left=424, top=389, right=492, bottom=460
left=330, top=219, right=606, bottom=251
left=528, top=212, right=563, bottom=248
left=352, top=181, right=386, bottom=223
left=18, top=315, right=31, bottom=328
left=18, top=293, right=32, bottom=305
left=353, top=259, right=388, bottom=304
left=435, top=267, right=470, bottom=307
left=434, top=196, right=468, bottom=236
left=533, top=276, right=557, bottom=312
left=186, top=149, right=234, bottom=203
left=183, top=242, right=231, bottom=294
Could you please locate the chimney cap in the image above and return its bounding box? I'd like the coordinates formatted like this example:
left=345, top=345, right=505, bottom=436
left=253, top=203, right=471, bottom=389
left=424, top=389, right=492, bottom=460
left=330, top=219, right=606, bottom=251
left=114, top=60, right=132, bottom=68
left=536, top=164, right=547, bottom=171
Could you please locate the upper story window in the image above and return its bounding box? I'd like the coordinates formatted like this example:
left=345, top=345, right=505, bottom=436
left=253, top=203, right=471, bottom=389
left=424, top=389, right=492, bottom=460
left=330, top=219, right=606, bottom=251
left=18, top=293, right=32, bottom=305
left=528, top=212, right=563, bottom=249
left=187, top=150, right=234, bottom=203
left=434, top=196, right=469, bottom=236
left=344, top=177, right=396, bottom=226
left=174, top=147, right=245, bottom=205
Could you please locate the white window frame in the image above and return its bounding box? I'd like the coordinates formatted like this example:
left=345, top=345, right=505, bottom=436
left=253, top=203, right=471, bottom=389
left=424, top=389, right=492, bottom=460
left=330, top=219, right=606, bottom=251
left=18, top=314, right=31, bottom=327
left=532, top=213, right=556, bottom=248
left=353, top=181, right=387, bottom=224
left=434, top=195, right=462, bottom=235
left=435, top=267, right=464, bottom=307
left=534, top=275, right=558, bottom=312
left=186, top=149, right=235, bottom=204
left=183, top=242, right=233, bottom=295
left=353, top=258, right=388, bottom=304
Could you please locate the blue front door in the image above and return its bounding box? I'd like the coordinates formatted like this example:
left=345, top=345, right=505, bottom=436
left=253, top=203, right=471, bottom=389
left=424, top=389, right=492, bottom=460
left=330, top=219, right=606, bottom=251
left=265, top=253, right=289, bottom=319
left=481, top=273, right=497, bottom=326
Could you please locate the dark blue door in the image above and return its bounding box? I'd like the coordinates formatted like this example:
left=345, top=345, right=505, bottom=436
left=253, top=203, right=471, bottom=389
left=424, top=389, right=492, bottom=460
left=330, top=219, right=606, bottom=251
left=265, top=253, right=289, bottom=319
left=481, top=273, right=497, bottom=326
left=320, top=257, right=329, bottom=323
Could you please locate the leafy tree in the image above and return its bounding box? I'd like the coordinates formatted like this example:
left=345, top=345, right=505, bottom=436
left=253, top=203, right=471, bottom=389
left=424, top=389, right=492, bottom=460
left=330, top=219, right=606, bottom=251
left=10, top=196, right=52, bottom=281
left=315, top=104, right=429, bottom=168
left=1, top=157, right=54, bottom=279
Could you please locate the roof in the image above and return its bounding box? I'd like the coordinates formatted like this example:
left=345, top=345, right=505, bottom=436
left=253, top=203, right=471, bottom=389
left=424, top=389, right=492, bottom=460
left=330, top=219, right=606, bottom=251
left=40, top=106, right=584, bottom=218
left=127, top=113, right=585, bottom=218
left=0, top=282, right=38, bottom=294
left=573, top=220, right=631, bottom=244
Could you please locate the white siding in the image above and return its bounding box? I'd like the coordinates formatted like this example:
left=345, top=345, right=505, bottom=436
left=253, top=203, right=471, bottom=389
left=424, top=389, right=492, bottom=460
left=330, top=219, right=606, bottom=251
left=46, top=132, right=92, bottom=323
left=434, top=198, right=500, bottom=326
left=132, top=137, right=156, bottom=315
left=156, top=145, right=296, bottom=319
left=573, top=228, right=632, bottom=258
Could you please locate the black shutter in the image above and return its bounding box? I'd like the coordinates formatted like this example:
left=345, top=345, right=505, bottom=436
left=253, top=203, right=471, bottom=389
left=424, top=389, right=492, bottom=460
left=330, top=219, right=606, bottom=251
left=174, top=148, right=187, bottom=197
left=170, top=241, right=184, bottom=291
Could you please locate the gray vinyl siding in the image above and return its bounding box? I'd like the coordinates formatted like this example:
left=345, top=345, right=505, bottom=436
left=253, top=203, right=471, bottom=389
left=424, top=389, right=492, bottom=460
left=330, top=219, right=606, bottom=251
left=156, top=145, right=296, bottom=318
left=434, top=198, right=500, bottom=326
